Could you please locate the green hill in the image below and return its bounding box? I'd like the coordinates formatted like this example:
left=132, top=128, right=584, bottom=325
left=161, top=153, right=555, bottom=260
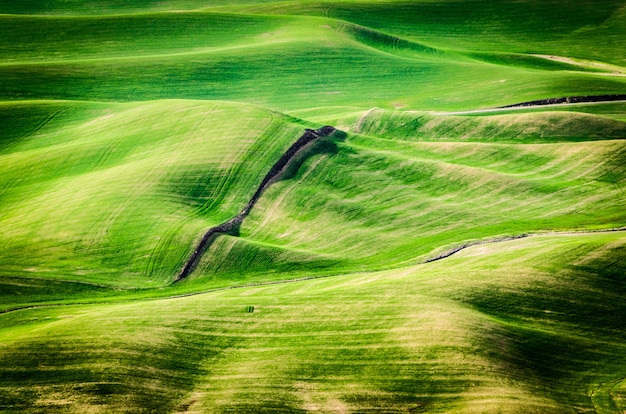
left=0, top=1, right=625, bottom=412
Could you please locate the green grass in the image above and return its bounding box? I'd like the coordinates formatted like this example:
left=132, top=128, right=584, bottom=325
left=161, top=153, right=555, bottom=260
left=0, top=100, right=316, bottom=291
left=1, top=232, right=624, bottom=412
left=0, top=10, right=624, bottom=111
left=1, top=1, right=625, bottom=412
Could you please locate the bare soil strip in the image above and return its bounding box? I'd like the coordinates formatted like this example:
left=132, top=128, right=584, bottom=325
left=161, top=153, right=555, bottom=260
left=423, top=234, right=530, bottom=263
left=174, top=126, right=337, bottom=282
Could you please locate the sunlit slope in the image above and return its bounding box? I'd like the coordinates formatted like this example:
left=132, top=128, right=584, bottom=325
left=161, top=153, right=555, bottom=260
left=332, top=107, right=626, bottom=142
left=1, top=232, right=624, bottom=413
left=0, top=99, right=313, bottom=290
left=0, top=0, right=283, bottom=15
left=183, top=109, right=626, bottom=284
left=232, top=0, right=626, bottom=66
left=1, top=11, right=624, bottom=111
left=3, top=101, right=623, bottom=295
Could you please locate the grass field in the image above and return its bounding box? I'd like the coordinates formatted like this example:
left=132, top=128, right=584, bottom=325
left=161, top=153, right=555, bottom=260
left=0, top=1, right=625, bottom=412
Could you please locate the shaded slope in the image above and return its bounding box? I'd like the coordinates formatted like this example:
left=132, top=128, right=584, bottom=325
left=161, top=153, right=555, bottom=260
left=0, top=232, right=624, bottom=412
left=231, top=0, right=626, bottom=65
left=1, top=11, right=625, bottom=111
left=0, top=100, right=318, bottom=290
left=176, top=126, right=338, bottom=281
left=0, top=12, right=293, bottom=63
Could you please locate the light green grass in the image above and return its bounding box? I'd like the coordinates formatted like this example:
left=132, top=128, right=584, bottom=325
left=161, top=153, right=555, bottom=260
left=1, top=1, right=625, bottom=412
left=0, top=99, right=315, bottom=292
left=0, top=10, right=624, bottom=112
left=1, top=232, right=624, bottom=412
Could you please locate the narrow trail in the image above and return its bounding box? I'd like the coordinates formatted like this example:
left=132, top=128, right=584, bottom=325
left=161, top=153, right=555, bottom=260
left=498, top=94, right=626, bottom=109
left=174, top=126, right=337, bottom=282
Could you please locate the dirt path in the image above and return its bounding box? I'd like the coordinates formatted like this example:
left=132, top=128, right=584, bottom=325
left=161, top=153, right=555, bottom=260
left=532, top=55, right=626, bottom=77
left=174, top=126, right=337, bottom=282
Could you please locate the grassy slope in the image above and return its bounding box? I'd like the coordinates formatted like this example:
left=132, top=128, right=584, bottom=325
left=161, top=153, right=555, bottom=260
left=190, top=125, right=624, bottom=283
left=0, top=100, right=315, bottom=294
left=0, top=11, right=624, bottom=111
left=231, top=0, right=626, bottom=65
left=1, top=0, right=625, bottom=412
left=1, top=232, right=624, bottom=413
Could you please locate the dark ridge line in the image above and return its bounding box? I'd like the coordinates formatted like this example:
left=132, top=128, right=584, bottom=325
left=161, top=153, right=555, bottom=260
left=174, top=125, right=337, bottom=283
left=423, top=235, right=529, bottom=263
left=423, top=227, right=626, bottom=264
left=2, top=227, right=625, bottom=316
left=498, top=94, right=626, bottom=109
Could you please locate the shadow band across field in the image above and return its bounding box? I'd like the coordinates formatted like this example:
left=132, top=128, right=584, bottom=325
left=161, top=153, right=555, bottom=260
left=175, top=125, right=339, bottom=282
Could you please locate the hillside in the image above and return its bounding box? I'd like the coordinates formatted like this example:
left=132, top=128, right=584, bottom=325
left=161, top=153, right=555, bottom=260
left=0, top=1, right=625, bottom=412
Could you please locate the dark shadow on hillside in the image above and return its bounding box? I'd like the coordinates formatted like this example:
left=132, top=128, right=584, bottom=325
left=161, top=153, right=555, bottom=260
left=174, top=126, right=341, bottom=282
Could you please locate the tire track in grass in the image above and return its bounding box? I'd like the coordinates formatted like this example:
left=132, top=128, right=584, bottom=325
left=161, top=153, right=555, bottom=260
left=354, top=107, right=377, bottom=133
left=174, top=126, right=338, bottom=282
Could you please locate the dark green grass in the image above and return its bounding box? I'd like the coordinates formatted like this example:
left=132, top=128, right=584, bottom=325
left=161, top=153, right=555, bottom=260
left=1, top=1, right=625, bottom=411
left=0, top=13, right=291, bottom=63
left=234, top=0, right=626, bottom=65
left=1, top=11, right=624, bottom=111
left=0, top=233, right=624, bottom=412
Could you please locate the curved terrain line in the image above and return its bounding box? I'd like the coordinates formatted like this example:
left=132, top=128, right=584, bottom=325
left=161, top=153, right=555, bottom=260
left=2, top=227, right=625, bottom=316
left=590, top=376, right=626, bottom=414
left=498, top=94, right=626, bottom=109
left=174, top=126, right=337, bottom=282
left=423, top=227, right=626, bottom=264
left=437, top=94, right=626, bottom=116
left=531, top=55, right=626, bottom=76
left=423, top=234, right=530, bottom=263
left=354, top=107, right=377, bottom=133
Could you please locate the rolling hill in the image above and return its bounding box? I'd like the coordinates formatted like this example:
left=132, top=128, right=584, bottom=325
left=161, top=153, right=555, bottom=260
left=0, top=1, right=625, bottom=412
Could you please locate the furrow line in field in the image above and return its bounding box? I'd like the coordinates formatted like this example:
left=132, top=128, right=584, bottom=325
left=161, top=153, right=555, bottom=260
left=499, top=94, right=626, bottom=109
